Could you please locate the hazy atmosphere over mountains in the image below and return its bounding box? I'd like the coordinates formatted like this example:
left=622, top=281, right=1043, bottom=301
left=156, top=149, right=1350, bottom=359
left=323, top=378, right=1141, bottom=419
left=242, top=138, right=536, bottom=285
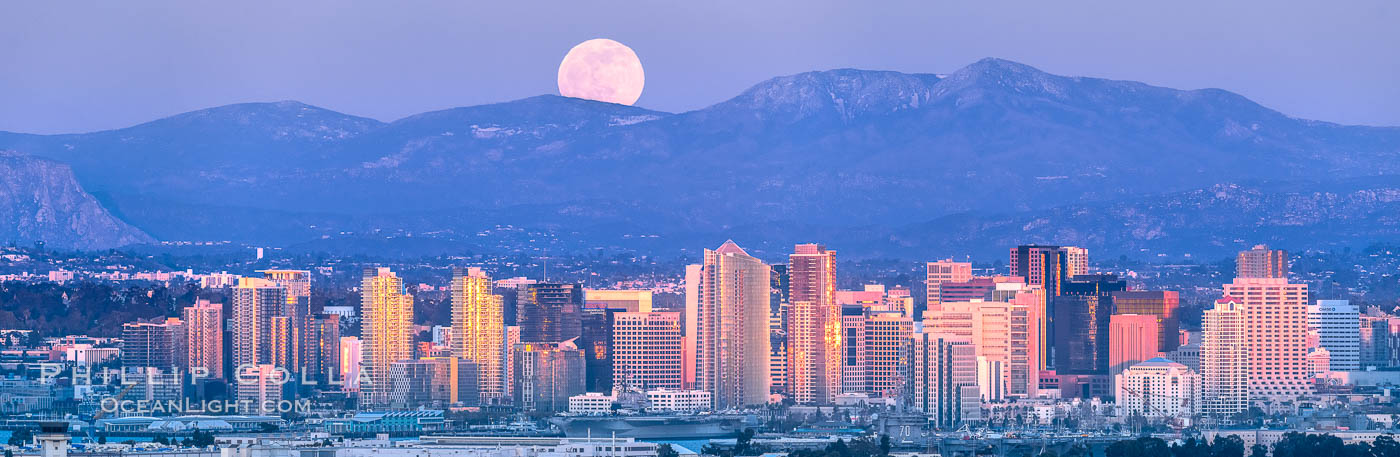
left=2, top=58, right=1398, bottom=260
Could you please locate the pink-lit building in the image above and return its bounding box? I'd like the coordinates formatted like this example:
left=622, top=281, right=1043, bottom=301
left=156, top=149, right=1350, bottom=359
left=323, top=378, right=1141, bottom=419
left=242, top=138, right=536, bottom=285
left=688, top=241, right=772, bottom=409
left=1108, top=314, right=1161, bottom=394
left=1223, top=277, right=1312, bottom=404
left=788, top=243, right=840, bottom=405
left=183, top=299, right=223, bottom=380
left=923, top=285, right=1042, bottom=400
left=339, top=336, right=362, bottom=392
left=925, top=259, right=972, bottom=312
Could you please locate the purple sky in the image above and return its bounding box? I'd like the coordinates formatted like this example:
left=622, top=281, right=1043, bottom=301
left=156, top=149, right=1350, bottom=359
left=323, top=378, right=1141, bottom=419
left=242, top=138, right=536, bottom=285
left=1, top=1, right=1397, bottom=134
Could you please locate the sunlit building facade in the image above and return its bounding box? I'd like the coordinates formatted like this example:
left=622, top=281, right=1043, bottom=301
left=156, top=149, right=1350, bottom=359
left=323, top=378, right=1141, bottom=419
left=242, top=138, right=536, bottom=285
left=788, top=243, right=840, bottom=405
left=183, top=299, right=223, bottom=380
left=925, top=259, right=972, bottom=312
left=1236, top=244, right=1289, bottom=279
left=689, top=240, right=772, bottom=409
left=1224, top=277, right=1311, bottom=404
left=451, top=267, right=505, bottom=403
left=232, top=278, right=288, bottom=372
left=360, top=267, right=415, bottom=408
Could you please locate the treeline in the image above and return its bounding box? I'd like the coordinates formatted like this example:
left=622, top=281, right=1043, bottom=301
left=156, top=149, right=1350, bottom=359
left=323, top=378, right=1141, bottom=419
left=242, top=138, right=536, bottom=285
left=0, top=280, right=219, bottom=338
left=1106, top=433, right=1400, bottom=457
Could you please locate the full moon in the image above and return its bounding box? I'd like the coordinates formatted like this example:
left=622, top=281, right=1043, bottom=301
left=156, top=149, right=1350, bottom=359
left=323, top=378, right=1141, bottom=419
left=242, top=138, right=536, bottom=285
left=557, top=39, right=645, bottom=106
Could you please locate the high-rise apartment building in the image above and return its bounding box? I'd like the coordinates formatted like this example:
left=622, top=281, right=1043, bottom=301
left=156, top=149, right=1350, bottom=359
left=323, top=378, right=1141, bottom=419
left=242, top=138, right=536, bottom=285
left=689, top=241, right=772, bottom=409
left=232, top=278, right=289, bottom=372
left=183, top=300, right=223, bottom=380
left=1201, top=296, right=1248, bottom=416
left=304, top=314, right=341, bottom=386
left=513, top=340, right=586, bottom=412
left=862, top=310, right=913, bottom=397
left=518, top=283, right=584, bottom=344
left=236, top=364, right=285, bottom=414
left=121, top=317, right=186, bottom=370
left=1009, top=245, right=1069, bottom=297
left=360, top=267, right=415, bottom=408
left=1061, top=247, right=1090, bottom=277
left=907, top=331, right=980, bottom=429
left=1224, top=277, right=1311, bottom=403
left=1360, top=314, right=1395, bottom=369
left=612, top=311, right=683, bottom=391
left=1111, top=291, right=1181, bottom=353
left=450, top=267, right=505, bottom=403
left=886, top=286, right=915, bottom=319
left=788, top=243, right=840, bottom=405
left=925, top=294, right=1041, bottom=400
left=259, top=270, right=312, bottom=373
left=388, top=357, right=479, bottom=409
left=503, top=325, right=520, bottom=399
left=1108, top=314, right=1160, bottom=394
left=1307, top=300, right=1360, bottom=372
left=938, top=278, right=996, bottom=304
left=1236, top=245, right=1289, bottom=279
left=840, top=305, right=868, bottom=394
left=769, top=263, right=790, bottom=394
left=926, top=260, right=972, bottom=312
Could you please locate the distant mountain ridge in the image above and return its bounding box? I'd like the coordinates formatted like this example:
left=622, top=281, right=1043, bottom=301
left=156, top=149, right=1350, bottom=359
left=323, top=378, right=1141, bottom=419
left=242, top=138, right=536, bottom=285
left=1, top=58, right=1397, bottom=258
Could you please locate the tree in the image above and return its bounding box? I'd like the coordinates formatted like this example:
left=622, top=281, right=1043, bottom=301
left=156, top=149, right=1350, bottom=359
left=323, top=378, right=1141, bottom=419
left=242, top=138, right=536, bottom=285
left=658, top=444, right=680, bottom=457
left=1170, top=437, right=1209, bottom=457
left=97, top=435, right=107, bottom=445
left=879, top=435, right=892, bottom=456
left=1372, top=435, right=1400, bottom=457
left=1249, top=445, right=1267, bottom=457
left=153, top=436, right=169, bottom=445
left=191, top=430, right=216, bottom=448
left=1107, top=438, right=1170, bottom=457
left=7, top=428, right=33, bottom=446
left=1210, top=435, right=1245, bottom=457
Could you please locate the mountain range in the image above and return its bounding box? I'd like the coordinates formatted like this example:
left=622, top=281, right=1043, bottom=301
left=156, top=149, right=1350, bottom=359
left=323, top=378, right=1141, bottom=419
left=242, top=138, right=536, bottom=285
left=1, top=57, right=1397, bottom=260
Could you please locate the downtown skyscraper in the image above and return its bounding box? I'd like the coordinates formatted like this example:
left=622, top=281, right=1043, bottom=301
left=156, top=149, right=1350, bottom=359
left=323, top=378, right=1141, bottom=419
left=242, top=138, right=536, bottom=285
left=450, top=267, right=505, bottom=403
left=259, top=269, right=312, bottom=373
left=182, top=299, right=223, bottom=380
left=231, top=278, right=288, bottom=371
left=1224, top=276, right=1312, bottom=403
left=688, top=240, right=772, bottom=409
left=788, top=243, right=840, bottom=405
left=1201, top=296, right=1249, bottom=416
left=1236, top=244, right=1289, bottom=279
left=360, top=267, right=415, bottom=408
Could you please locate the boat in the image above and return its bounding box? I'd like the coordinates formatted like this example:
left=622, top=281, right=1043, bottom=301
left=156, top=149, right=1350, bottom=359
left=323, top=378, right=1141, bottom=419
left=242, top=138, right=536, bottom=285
left=549, top=415, right=747, bottom=439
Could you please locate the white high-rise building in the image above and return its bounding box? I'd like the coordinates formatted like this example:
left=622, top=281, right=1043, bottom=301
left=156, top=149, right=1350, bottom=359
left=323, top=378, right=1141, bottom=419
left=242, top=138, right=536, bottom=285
left=1308, top=300, right=1360, bottom=372
left=1201, top=296, right=1248, bottom=416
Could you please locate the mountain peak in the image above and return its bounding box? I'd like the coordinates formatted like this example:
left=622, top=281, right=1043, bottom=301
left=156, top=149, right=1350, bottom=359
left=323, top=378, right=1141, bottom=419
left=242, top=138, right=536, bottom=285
left=934, top=57, right=1073, bottom=99
left=700, top=68, right=942, bottom=124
